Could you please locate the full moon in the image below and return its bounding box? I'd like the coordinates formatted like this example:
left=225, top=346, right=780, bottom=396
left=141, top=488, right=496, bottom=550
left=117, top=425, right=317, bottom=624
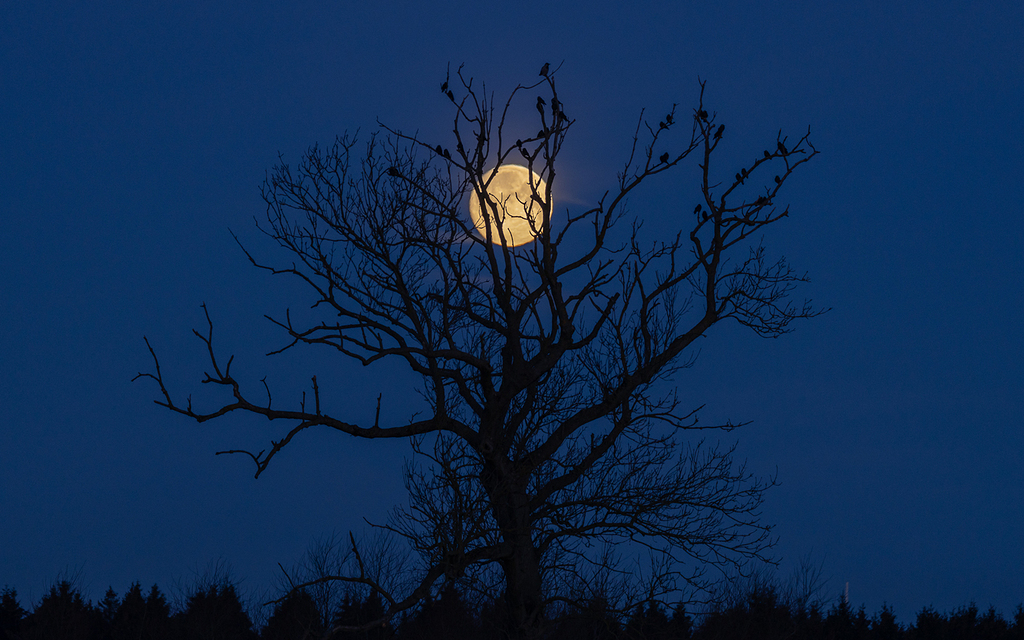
left=469, top=164, right=549, bottom=247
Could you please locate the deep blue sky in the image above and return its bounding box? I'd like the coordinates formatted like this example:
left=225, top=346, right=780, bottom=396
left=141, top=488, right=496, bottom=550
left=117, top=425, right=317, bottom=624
left=2, top=0, right=1022, bottom=624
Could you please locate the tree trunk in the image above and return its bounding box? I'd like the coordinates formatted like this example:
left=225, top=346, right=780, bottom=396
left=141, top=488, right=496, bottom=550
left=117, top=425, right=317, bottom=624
left=481, top=459, right=546, bottom=639
left=500, top=529, right=545, bottom=640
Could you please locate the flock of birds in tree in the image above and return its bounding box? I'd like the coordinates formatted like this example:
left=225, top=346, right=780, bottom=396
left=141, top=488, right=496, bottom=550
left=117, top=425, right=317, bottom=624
left=426, top=63, right=788, bottom=225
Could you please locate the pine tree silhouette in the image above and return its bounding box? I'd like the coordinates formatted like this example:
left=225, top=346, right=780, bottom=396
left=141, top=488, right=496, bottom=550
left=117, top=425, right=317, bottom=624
left=869, top=603, right=903, bottom=640
left=110, top=582, right=172, bottom=640
left=550, top=594, right=621, bottom=640
left=262, top=589, right=323, bottom=640
left=975, top=606, right=1009, bottom=640
left=1010, top=605, right=1024, bottom=640
left=948, top=603, right=980, bottom=639
left=23, top=580, right=96, bottom=640
left=624, top=602, right=674, bottom=640
left=792, top=602, right=826, bottom=640
left=910, top=605, right=945, bottom=640
left=669, top=605, right=694, bottom=640
left=331, top=590, right=392, bottom=640
left=1, top=586, right=27, bottom=639
left=174, top=583, right=256, bottom=640
left=98, top=587, right=118, bottom=630
left=396, top=584, right=480, bottom=640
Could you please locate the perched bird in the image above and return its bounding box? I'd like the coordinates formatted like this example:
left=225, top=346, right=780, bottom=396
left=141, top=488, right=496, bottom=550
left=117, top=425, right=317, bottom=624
left=443, top=149, right=451, bottom=160
left=666, top=113, right=674, bottom=125
left=741, top=168, right=748, bottom=178
left=777, top=140, right=788, bottom=154
left=515, top=139, right=523, bottom=147
left=694, top=204, right=702, bottom=215
left=538, top=129, right=546, bottom=138
left=551, top=97, right=560, bottom=113
left=698, top=109, right=708, bottom=121
left=756, top=196, right=767, bottom=205
left=660, top=152, right=670, bottom=163
left=441, top=81, right=448, bottom=93
left=540, top=62, right=550, bottom=77
left=714, top=124, right=725, bottom=140
left=536, top=96, right=546, bottom=113
left=764, top=150, right=771, bottom=158
left=702, top=212, right=709, bottom=221
left=386, top=167, right=400, bottom=177
left=435, top=145, right=444, bottom=155
left=735, top=172, right=742, bottom=182
left=659, top=121, right=667, bottom=130
left=774, top=175, right=782, bottom=184
left=446, top=90, right=454, bottom=101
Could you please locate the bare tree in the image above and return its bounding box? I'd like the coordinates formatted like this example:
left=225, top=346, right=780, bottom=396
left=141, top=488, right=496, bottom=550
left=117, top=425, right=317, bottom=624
left=272, top=530, right=409, bottom=634
left=701, top=551, right=830, bottom=621
left=137, top=64, right=823, bottom=640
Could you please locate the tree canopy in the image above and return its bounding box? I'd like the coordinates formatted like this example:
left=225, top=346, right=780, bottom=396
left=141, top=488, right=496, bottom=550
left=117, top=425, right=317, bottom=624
left=138, top=64, right=823, bottom=639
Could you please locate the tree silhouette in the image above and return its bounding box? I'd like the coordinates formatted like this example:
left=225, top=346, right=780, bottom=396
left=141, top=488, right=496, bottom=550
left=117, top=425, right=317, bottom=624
left=910, top=605, right=946, bottom=640
left=948, top=603, right=981, bottom=640
left=98, top=588, right=118, bottom=634
left=694, top=581, right=794, bottom=640
left=144, top=585, right=172, bottom=640
left=393, top=583, right=480, bottom=640
left=261, top=590, right=323, bottom=640
left=550, top=593, right=622, bottom=640
left=174, top=583, right=256, bottom=640
left=138, top=65, right=822, bottom=639
left=1011, top=606, right=1024, bottom=640
left=793, top=603, right=826, bottom=640
left=623, top=602, right=676, bottom=640
left=23, top=580, right=96, bottom=640
left=273, top=532, right=403, bottom=636
left=331, top=590, right=393, bottom=640
left=668, top=605, right=695, bottom=640
left=977, top=606, right=1012, bottom=640
left=112, top=583, right=145, bottom=640
left=7, top=571, right=1024, bottom=640
left=1, top=586, right=27, bottom=639
left=109, top=583, right=172, bottom=640
left=823, top=600, right=869, bottom=640
left=869, top=604, right=903, bottom=640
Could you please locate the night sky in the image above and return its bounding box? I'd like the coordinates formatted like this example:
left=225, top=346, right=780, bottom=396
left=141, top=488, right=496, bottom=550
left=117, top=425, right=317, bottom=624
left=2, top=0, right=1022, bottom=624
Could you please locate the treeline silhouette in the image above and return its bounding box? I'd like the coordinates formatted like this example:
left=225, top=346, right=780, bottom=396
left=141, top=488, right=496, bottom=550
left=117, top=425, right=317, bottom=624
left=2, top=576, right=1023, bottom=640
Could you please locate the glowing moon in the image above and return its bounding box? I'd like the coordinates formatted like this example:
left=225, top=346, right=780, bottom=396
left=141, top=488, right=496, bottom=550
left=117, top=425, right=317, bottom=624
left=469, top=164, right=549, bottom=246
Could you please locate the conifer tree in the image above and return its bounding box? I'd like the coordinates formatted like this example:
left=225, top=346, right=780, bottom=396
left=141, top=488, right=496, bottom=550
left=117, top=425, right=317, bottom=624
left=112, top=583, right=144, bottom=640
left=0, top=586, right=27, bottom=638
left=624, top=602, right=673, bottom=640
left=948, top=603, right=980, bottom=640
left=330, top=590, right=392, bottom=640
left=1010, top=605, right=1024, bottom=640
left=23, top=580, right=95, bottom=640
left=869, top=603, right=902, bottom=640
left=98, top=588, right=119, bottom=629
left=396, top=583, right=479, bottom=640
left=551, top=593, right=621, bottom=640
left=911, top=605, right=946, bottom=640
left=668, top=605, right=694, bottom=640
left=262, top=590, right=323, bottom=640
left=175, top=583, right=257, bottom=640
